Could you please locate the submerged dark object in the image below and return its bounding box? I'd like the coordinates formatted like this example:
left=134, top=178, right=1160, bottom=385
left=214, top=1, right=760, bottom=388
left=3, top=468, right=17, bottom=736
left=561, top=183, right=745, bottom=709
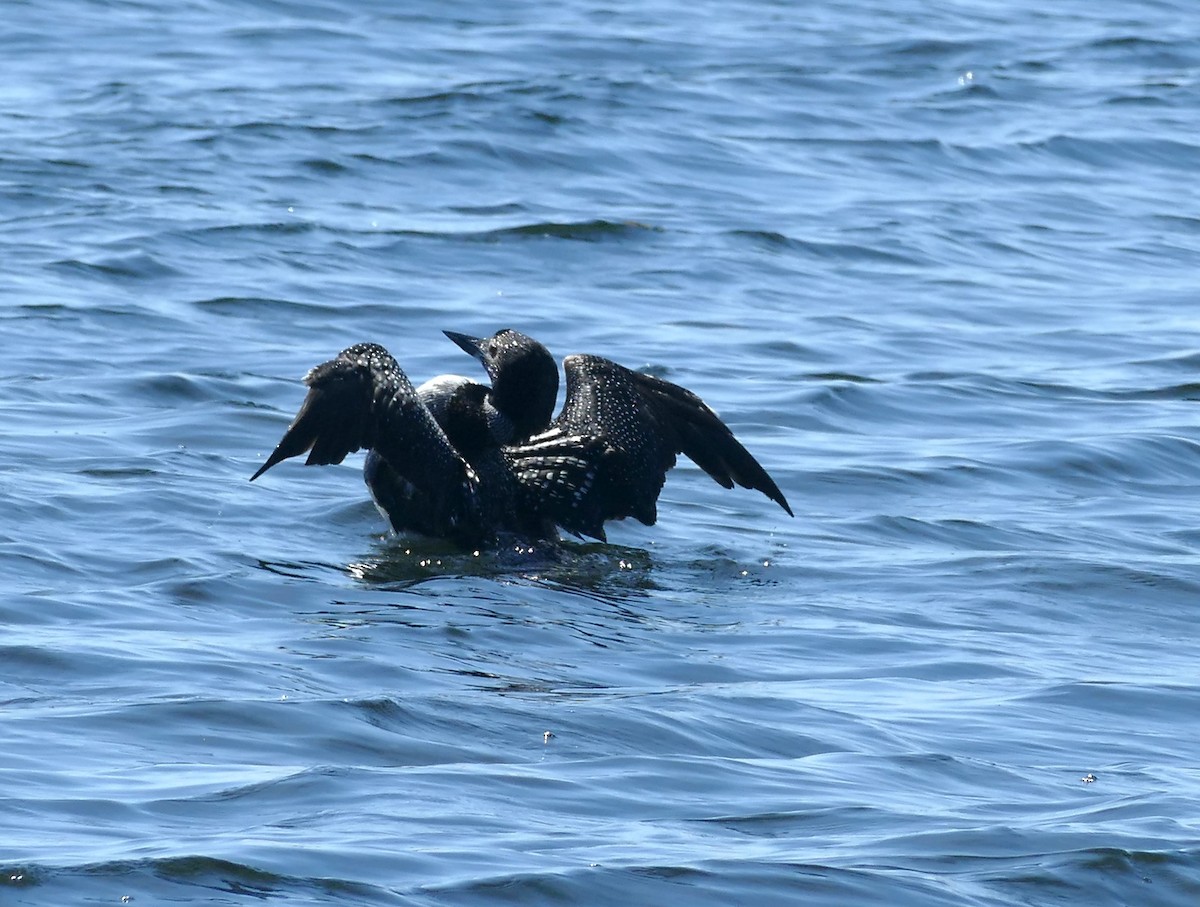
left=251, top=329, right=792, bottom=547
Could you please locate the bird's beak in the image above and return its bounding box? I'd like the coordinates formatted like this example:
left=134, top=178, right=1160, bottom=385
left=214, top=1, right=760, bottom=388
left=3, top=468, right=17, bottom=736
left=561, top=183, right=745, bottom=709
left=443, top=330, right=487, bottom=364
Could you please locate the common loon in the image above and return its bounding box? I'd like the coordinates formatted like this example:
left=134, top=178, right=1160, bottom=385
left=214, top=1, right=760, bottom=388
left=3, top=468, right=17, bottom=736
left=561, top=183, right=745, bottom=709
left=251, top=329, right=793, bottom=547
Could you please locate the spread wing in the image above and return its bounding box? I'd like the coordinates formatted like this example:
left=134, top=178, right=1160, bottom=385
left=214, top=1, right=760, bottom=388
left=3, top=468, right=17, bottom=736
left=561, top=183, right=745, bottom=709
left=251, top=343, right=479, bottom=535
left=506, top=354, right=792, bottom=541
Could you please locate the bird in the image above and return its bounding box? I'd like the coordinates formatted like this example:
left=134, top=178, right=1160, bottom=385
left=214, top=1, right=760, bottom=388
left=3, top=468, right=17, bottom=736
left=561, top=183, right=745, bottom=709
left=251, top=329, right=792, bottom=548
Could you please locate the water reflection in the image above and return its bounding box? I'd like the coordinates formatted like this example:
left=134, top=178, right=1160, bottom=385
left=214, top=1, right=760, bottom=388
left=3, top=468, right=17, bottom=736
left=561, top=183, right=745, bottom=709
left=344, top=533, right=661, bottom=606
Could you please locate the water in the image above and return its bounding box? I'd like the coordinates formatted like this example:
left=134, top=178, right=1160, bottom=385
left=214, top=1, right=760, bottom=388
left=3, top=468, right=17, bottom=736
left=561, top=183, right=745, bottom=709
left=4, top=0, right=1200, bottom=903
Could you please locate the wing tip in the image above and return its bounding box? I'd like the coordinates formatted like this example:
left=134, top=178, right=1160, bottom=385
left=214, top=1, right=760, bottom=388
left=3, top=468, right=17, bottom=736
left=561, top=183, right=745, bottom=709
left=774, top=492, right=794, bottom=517
left=249, top=436, right=314, bottom=482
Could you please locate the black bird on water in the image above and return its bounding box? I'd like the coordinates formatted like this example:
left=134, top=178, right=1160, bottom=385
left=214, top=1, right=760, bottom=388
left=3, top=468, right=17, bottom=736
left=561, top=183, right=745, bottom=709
left=251, top=329, right=792, bottom=548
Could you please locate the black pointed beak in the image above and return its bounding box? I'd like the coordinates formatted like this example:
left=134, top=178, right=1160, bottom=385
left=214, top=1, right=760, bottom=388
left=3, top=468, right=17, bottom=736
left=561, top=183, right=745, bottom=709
left=443, top=330, right=487, bottom=363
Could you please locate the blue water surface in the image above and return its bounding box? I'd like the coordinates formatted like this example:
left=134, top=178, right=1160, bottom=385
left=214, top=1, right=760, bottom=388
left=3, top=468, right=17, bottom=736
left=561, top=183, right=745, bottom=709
left=4, top=0, right=1200, bottom=904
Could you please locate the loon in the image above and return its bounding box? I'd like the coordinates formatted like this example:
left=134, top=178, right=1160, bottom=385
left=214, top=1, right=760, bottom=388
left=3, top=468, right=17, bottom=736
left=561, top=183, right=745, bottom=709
left=251, top=329, right=793, bottom=547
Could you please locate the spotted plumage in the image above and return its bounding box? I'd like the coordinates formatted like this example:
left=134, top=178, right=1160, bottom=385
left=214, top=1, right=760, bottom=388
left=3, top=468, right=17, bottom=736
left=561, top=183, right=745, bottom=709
left=250, top=343, right=482, bottom=541
left=252, top=329, right=792, bottom=547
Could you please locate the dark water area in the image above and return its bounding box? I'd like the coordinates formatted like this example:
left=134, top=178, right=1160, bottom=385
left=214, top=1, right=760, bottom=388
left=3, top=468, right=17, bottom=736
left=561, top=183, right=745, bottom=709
left=4, top=0, right=1200, bottom=904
